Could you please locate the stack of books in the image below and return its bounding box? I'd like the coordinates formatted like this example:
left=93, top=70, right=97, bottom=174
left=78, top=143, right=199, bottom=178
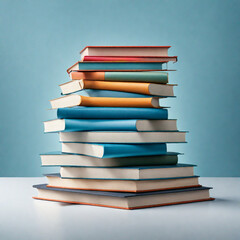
left=33, top=46, right=214, bottom=210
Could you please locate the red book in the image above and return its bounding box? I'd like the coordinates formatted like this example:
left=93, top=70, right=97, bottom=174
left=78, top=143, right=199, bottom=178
left=83, top=56, right=178, bottom=62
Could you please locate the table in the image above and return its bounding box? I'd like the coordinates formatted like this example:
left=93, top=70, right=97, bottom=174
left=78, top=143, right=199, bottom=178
left=0, top=177, right=239, bottom=240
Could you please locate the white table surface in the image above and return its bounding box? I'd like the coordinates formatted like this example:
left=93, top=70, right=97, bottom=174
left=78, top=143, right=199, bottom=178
left=0, top=177, right=239, bottom=240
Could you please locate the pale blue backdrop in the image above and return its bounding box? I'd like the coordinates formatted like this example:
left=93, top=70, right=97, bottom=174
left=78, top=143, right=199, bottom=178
left=0, top=0, right=239, bottom=176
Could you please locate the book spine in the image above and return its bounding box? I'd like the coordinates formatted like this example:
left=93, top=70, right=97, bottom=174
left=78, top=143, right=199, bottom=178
left=77, top=62, right=163, bottom=71
left=82, top=80, right=151, bottom=95
left=79, top=96, right=159, bottom=108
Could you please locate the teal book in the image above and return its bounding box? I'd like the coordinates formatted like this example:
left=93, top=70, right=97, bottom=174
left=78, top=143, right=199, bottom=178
left=70, top=71, right=169, bottom=83
left=43, top=119, right=177, bottom=133
left=67, top=61, right=164, bottom=72
left=57, top=107, right=168, bottom=119
left=61, top=142, right=167, bottom=158
left=59, top=164, right=196, bottom=180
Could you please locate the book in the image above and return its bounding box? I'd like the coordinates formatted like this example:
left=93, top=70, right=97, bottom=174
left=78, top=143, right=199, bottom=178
left=61, top=143, right=167, bottom=158
left=63, top=89, right=158, bottom=98
left=50, top=95, right=163, bottom=109
left=44, top=119, right=177, bottom=133
left=59, top=131, right=186, bottom=143
left=33, top=184, right=214, bottom=210
left=83, top=56, right=178, bottom=62
left=40, top=152, right=179, bottom=167
left=67, top=62, right=164, bottom=73
left=45, top=174, right=200, bottom=192
left=80, top=46, right=171, bottom=59
left=70, top=71, right=168, bottom=83
left=60, top=80, right=176, bottom=96
left=60, top=164, right=196, bottom=180
left=57, top=107, right=168, bottom=120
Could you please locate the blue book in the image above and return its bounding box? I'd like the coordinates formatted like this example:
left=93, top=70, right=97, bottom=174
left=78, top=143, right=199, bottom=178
left=61, top=142, right=167, bottom=158
left=43, top=119, right=177, bottom=133
left=57, top=107, right=168, bottom=120
left=33, top=184, right=213, bottom=209
left=63, top=89, right=160, bottom=98
left=67, top=61, right=164, bottom=72
left=60, top=163, right=196, bottom=180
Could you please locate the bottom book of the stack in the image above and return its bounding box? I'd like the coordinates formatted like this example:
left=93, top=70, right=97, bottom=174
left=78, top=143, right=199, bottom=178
left=33, top=184, right=214, bottom=210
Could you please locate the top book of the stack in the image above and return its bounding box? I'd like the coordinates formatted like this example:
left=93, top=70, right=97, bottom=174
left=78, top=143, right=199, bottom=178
left=79, top=46, right=177, bottom=62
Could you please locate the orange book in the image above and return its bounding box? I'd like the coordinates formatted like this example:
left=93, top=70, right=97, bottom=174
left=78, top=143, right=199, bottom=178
left=60, top=80, right=175, bottom=96
left=50, top=95, right=162, bottom=109
left=70, top=71, right=105, bottom=80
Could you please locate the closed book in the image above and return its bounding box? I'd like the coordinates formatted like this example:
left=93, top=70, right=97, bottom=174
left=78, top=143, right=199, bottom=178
left=67, top=61, right=164, bottom=73
left=33, top=184, right=214, bottom=210
left=60, top=80, right=176, bottom=96
left=40, top=152, right=179, bottom=167
left=60, top=164, right=196, bottom=180
left=70, top=71, right=168, bottom=83
left=80, top=46, right=171, bottom=58
left=44, top=119, right=177, bottom=133
left=45, top=174, right=199, bottom=192
left=61, top=142, right=167, bottom=158
left=50, top=95, right=163, bottom=109
left=83, top=56, right=177, bottom=62
left=57, top=107, right=168, bottom=120
left=64, top=89, right=154, bottom=98
left=59, top=131, right=186, bottom=143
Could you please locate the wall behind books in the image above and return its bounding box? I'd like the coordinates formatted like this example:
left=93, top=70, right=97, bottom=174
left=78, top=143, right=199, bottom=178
left=0, top=0, right=239, bottom=177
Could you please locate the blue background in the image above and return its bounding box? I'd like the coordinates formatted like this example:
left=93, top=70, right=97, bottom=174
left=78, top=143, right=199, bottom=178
left=0, top=0, right=239, bottom=177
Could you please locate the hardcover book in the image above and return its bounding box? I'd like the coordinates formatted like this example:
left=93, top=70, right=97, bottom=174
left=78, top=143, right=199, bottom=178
left=59, top=131, right=186, bottom=143
left=70, top=71, right=169, bottom=83
left=82, top=56, right=177, bottom=62
left=61, top=142, right=167, bottom=158
left=80, top=46, right=171, bottom=58
left=67, top=61, right=164, bottom=73
left=60, top=164, right=196, bottom=180
left=44, top=119, right=177, bottom=133
left=57, top=107, right=168, bottom=120
left=45, top=173, right=200, bottom=192
left=50, top=95, right=164, bottom=109
left=40, top=152, right=180, bottom=167
left=33, top=184, right=214, bottom=210
left=60, top=80, right=175, bottom=96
